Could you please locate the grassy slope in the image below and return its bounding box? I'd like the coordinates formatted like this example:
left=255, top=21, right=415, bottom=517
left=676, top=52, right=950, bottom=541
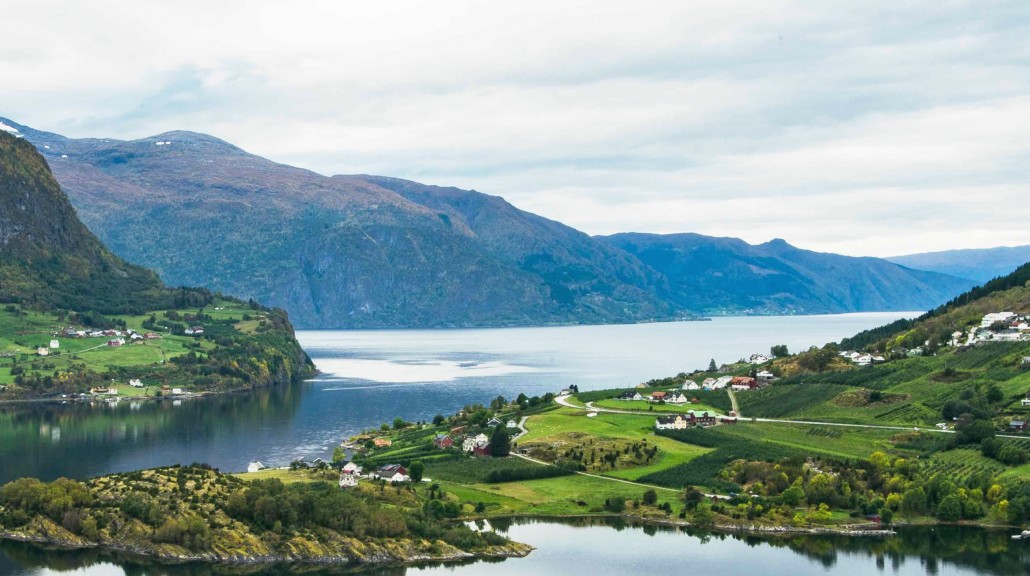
left=0, top=300, right=277, bottom=391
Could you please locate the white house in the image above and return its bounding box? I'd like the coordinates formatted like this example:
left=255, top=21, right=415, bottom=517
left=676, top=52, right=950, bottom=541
left=756, top=370, right=775, bottom=380
left=129, top=379, right=144, bottom=388
left=982, top=312, right=1016, bottom=328
left=667, top=392, right=689, bottom=404
left=36, top=347, right=49, bottom=356
left=655, top=414, right=688, bottom=430
left=247, top=461, right=266, bottom=473
left=342, top=461, right=362, bottom=475
left=339, top=473, right=358, bottom=488
left=49, top=339, right=59, bottom=349
left=682, top=380, right=699, bottom=391
left=711, top=376, right=732, bottom=389
left=463, top=433, right=489, bottom=453
left=171, top=387, right=184, bottom=395
left=749, top=353, right=771, bottom=365
left=701, top=378, right=717, bottom=390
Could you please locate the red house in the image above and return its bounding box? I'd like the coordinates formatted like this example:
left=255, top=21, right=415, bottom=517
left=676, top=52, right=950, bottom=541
left=472, top=442, right=492, bottom=457
left=731, top=376, right=758, bottom=389
left=433, top=434, right=454, bottom=449
left=687, top=411, right=717, bottom=427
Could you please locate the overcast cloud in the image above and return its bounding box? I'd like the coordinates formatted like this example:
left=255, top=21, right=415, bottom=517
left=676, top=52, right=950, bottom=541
left=3, top=1, right=1028, bottom=256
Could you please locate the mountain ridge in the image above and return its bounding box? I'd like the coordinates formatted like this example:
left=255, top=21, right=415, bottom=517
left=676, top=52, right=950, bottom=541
left=598, top=232, right=973, bottom=315
left=0, top=117, right=979, bottom=328
left=888, top=245, right=1030, bottom=284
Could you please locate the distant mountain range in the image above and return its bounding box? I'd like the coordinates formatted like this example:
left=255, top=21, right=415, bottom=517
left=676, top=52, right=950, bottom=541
left=599, top=233, right=973, bottom=315
left=887, top=246, right=1030, bottom=284
left=0, top=118, right=978, bottom=328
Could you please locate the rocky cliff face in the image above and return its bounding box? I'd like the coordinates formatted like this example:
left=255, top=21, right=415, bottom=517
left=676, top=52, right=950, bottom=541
left=0, top=130, right=168, bottom=313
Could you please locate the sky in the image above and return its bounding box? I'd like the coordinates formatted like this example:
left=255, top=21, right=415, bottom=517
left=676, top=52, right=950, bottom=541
left=3, top=1, right=1029, bottom=257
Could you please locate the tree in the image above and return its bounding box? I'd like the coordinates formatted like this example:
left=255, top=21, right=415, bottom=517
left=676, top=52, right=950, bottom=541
left=490, top=426, right=511, bottom=457
left=936, top=494, right=964, bottom=521
left=878, top=507, right=894, bottom=526
left=901, top=487, right=926, bottom=514
left=781, top=485, right=805, bottom=506
left=642, top=489, right=658, bottom=506
left=707, top=359, right=717, bottom=372
left=432, top=414, right=445, bottom=426
left=955, top=419, right=995, bottom=446
left=490, top=395, right=507, bottom=411
left=986, top=385, right=1004, bottom=404
left=408, top=460, right=425, bottom=483
left=770, top=344, right=789, bottom=358
left=393, top=417, right=408, bottom=430
left=684, top=487, right=706, bottom=510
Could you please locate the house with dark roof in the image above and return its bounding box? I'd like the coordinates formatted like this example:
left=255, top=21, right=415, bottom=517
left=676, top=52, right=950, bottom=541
left=433, top=433, right=454, bottom=449
left=375, top=464, right=409, bottom=482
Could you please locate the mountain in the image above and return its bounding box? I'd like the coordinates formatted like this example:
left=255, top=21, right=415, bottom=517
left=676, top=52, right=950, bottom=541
left=0, top=129, right=313, bottom=399
left=0, top=119, right=677, bottom=329
left=887, top=246, right=1030, bottom=284
left=2, top=118, right=978, bottom=328
left=599, top=233, right=975, bottom=315
left=0, top=128, right=171, bottom=313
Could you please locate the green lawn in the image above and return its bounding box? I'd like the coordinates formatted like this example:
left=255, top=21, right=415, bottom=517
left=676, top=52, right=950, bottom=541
left=518, top=407, right=712, bottom=481
left=0, top=300, right=254, bottom=390
left=434, top=472, right=682, bottom=517
left=714, top=422, right=906, bottom=459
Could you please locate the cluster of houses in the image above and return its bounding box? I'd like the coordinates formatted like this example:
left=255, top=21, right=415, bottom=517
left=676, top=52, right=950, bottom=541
left=43, top=328, right=165, bottom=355
left=654, top=411, right=724, bottom=429
left=336, top=461, right=412, bottom=488
left=58, top=327, right=164, bottom=341
left=432, top=418, right=517, bottom=457
left=87, top=382, right=185, bottom=397
left=837, top=350, right=887, bottom=366
left=618, top=390, right=693, bottom=403
left=950, top=312, right=1030, bottom=346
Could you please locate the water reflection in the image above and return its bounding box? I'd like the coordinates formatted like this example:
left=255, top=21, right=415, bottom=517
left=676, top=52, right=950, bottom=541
left=0, top=383, right=304, bottom=483
left=0, top=520, right=1026, bottom=576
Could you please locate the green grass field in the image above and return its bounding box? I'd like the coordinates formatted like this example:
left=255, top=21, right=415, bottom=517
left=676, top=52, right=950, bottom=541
left=518, top=408, right=711, bottom=481
left=432, top=472, right=682, bottom=517
left=0, top=300, right=263, bottom=390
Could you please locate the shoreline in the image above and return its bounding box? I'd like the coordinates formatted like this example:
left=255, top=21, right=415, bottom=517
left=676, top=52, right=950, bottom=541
left=8, top=511, right=1022, bottom=569
left=0, top=528, right=533, bottom=568
left=0, top=368, right=320, bottom=407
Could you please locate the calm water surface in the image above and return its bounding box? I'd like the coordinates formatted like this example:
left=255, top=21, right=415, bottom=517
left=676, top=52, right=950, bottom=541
left=0, top=519, right=1026, bottom=576
left=0, top=313, right=912, bottom=483
left=5, top=313, right=1030, bottom=576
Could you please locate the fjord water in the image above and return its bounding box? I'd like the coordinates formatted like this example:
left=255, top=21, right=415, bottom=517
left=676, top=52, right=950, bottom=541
left=1, top=519, right=1027, bottom=576
left=5, top=312, right=1030, bottom=576
left=0, top=313, right=911, bottom=483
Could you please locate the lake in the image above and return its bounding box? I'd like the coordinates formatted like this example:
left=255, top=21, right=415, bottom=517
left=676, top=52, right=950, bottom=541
left=0, top=313, right=912, bottom=484
left=1, top=518, right=1027, bottom=576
